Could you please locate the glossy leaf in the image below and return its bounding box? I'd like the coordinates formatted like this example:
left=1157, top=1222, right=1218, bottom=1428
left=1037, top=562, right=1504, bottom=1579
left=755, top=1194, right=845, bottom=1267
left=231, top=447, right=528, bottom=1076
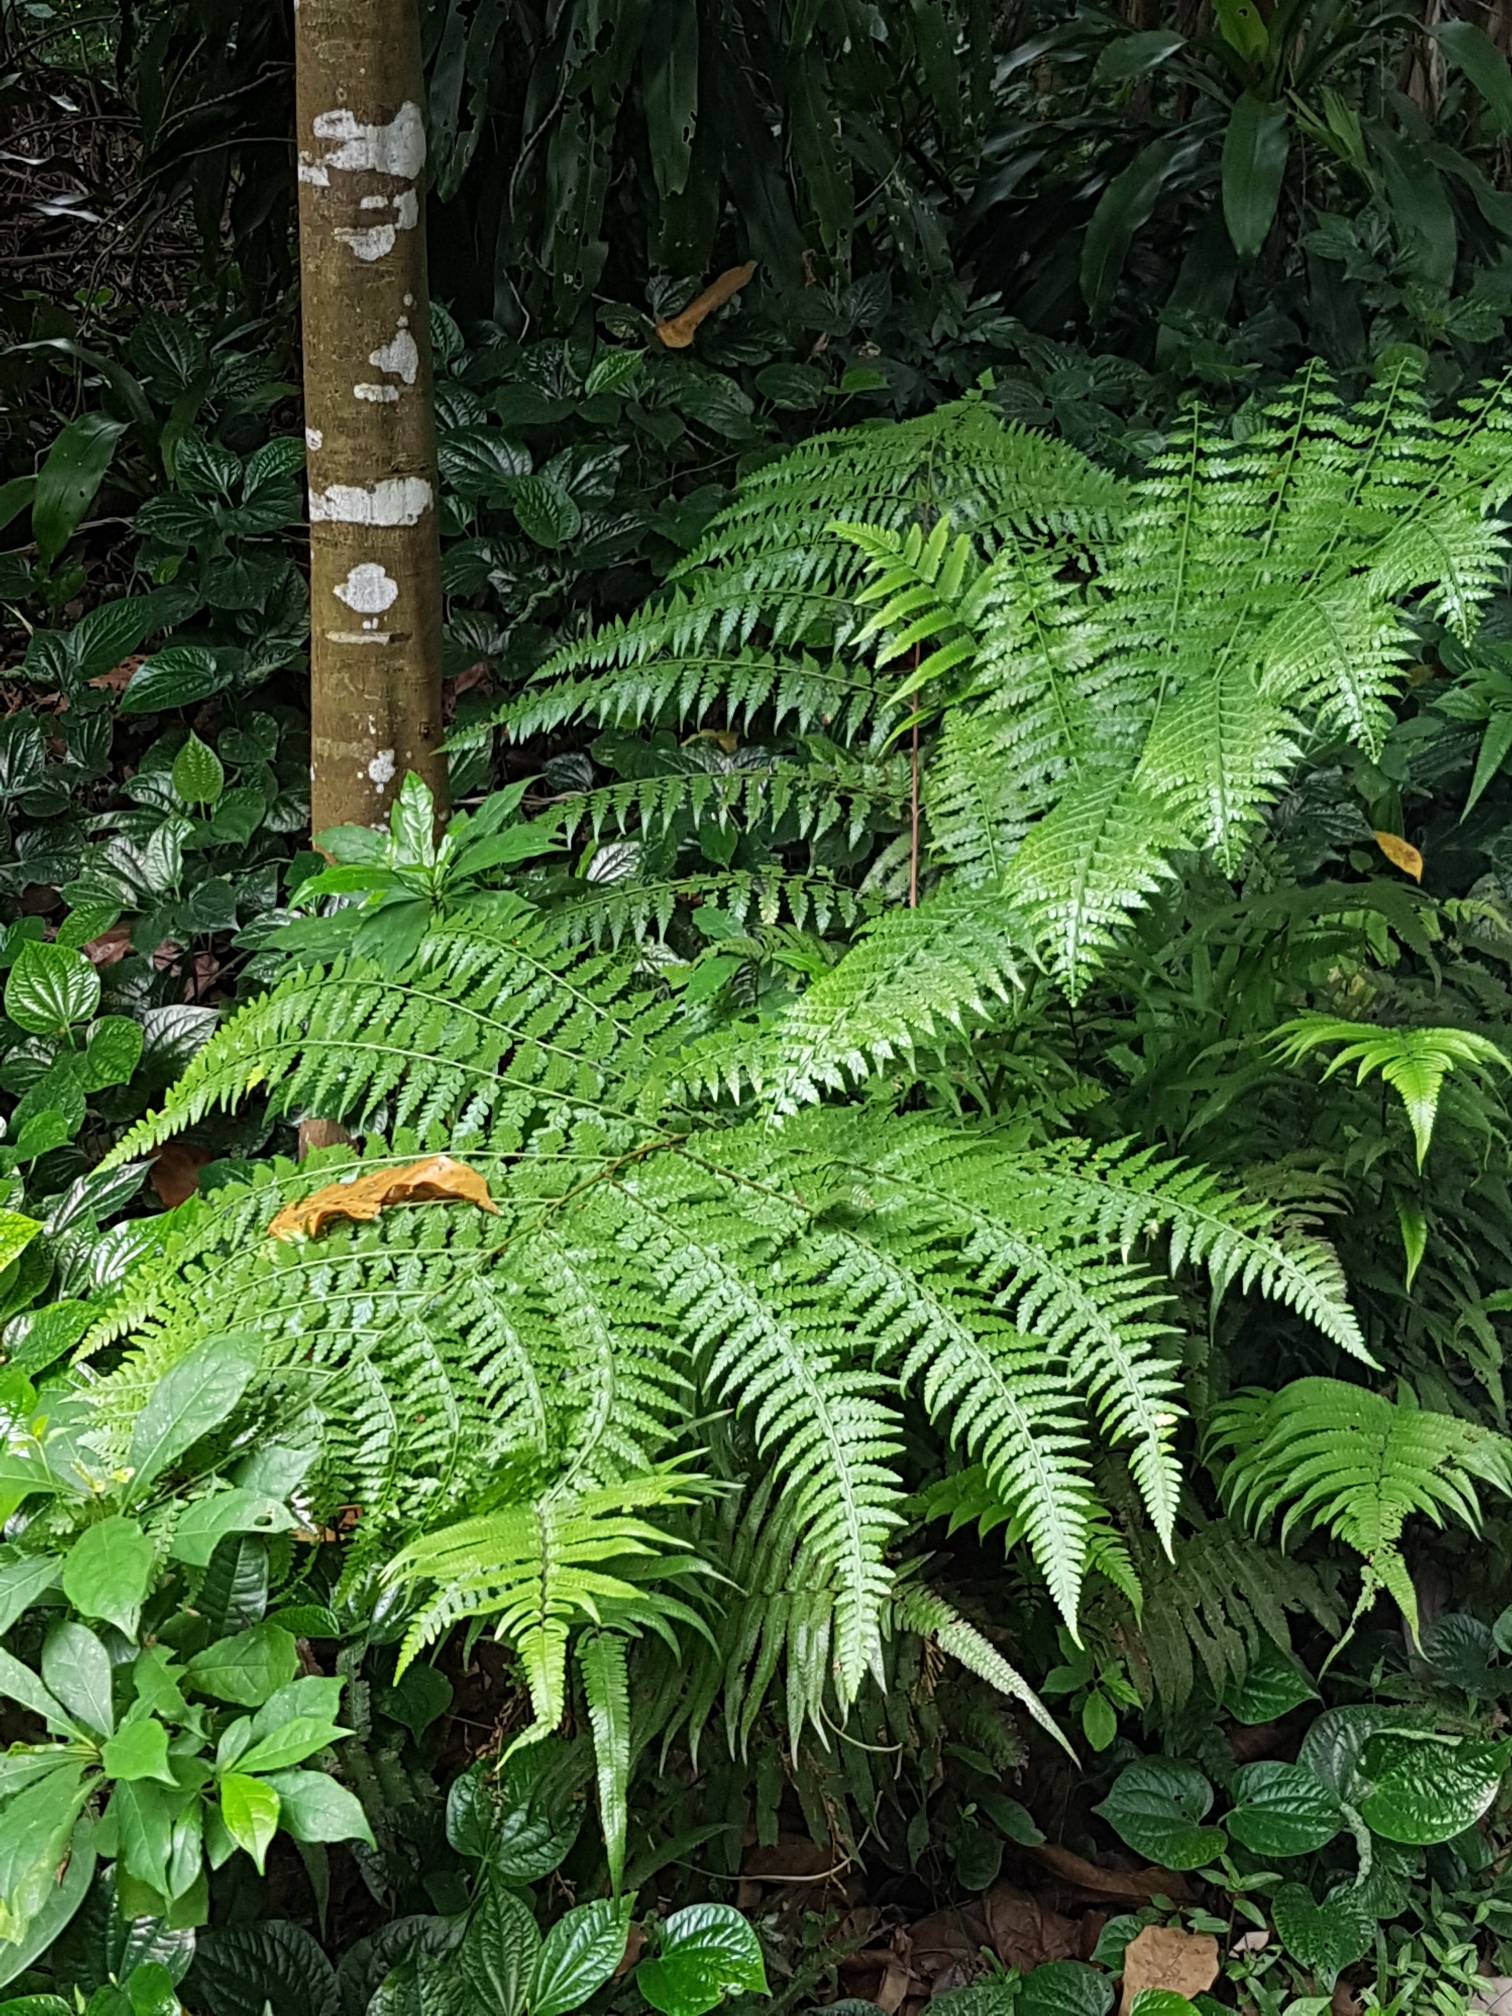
left=127, top=1332, right=262, bottom=1497
left=527, top=1897, right=633, bottom=2016
left=637, top=1906, right=767, bottom=2016
left=1225, top=1762, right=1342, bottom=1857
left=219, top=1774, right=279, bottom=1874
left=5, top=940, right=100, bottom=1037
left=1093, top=1759, right=1223, bottom=1870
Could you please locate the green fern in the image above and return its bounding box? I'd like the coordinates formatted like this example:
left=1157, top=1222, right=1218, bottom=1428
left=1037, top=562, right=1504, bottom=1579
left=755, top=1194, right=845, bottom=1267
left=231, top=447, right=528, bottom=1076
left=1271, top=1015, right=1510, bottom=1167
left=82, top=880, right=1363, bottom=1750
left=1210, top=1378, right=1512, bottom=1639
left=604, top=360, right=1512, bottom=1112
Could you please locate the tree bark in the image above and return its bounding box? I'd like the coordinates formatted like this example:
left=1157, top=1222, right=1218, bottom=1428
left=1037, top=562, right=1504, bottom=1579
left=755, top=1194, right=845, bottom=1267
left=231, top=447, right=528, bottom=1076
left=294, top=0, right=446, bottom=837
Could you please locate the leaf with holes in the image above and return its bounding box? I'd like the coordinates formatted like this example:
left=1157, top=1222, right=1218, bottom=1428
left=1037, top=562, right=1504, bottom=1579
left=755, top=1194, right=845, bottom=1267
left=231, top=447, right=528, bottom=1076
left=1094, top=1760, right=1223, bottom=1870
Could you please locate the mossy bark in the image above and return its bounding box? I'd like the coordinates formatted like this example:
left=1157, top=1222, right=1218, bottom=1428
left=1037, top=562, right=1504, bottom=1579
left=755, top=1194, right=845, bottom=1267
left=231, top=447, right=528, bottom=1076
left=294, top=0, right=445, bottom=835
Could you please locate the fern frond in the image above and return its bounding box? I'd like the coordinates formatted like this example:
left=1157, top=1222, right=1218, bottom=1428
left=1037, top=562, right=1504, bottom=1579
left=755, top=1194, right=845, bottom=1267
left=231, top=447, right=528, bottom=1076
left=1211, top=1379, right=1512, bottom=1639
left=891, top=1580, right=1071, bottom=1758
left=385, top=1466, right=716, bottom=1735
left=1272, top=1015, right=1511, bottom=1167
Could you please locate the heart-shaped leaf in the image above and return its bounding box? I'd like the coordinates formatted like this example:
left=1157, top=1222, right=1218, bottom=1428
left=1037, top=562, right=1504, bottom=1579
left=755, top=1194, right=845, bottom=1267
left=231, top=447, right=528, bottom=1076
left=1226, top=1761, right=1343, bottom=1857
left=1094, top=1759, right=1223, bottom=1870
left=1358, top=1730, right=1511, bottom=1844
left=1271, top=1882, right=1373, bottom=1988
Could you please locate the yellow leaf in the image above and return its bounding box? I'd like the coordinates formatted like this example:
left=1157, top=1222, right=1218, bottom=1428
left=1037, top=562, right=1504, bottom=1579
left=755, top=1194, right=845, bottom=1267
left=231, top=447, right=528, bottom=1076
left=1374, top=830, right=1423, bottom=882
left=655, top=262, right=757, bottom=349
left=268, top=1154, right=500, bottom=1243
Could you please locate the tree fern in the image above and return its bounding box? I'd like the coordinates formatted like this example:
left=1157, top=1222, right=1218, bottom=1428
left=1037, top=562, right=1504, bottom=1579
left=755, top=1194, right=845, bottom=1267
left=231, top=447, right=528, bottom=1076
left=1210, top=1378, right=1512, bottom=1639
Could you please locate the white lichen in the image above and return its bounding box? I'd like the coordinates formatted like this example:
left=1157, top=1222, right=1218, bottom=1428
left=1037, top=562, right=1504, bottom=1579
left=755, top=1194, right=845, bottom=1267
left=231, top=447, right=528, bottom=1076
left=305, top=425, right=323, bottom=450
left=354, top=384, right=400, bottom=403
left=309, top=103, right=425, bottom=180
left=368, top=749, right=398, bottom=787
left=334, top=562, right=399, bottom=614
left=368, top=320, right=419, bottom=384
left=309, top=476, right=432, bottom=526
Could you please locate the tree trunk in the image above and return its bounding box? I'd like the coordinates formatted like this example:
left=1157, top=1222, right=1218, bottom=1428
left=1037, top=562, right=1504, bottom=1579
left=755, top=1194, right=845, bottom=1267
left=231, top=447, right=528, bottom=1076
left=294, top=0, right=446, bottom=838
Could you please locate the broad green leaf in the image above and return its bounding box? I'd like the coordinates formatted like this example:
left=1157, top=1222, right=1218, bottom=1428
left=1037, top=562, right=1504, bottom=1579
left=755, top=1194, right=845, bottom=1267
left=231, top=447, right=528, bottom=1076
left=43, top=1621, right=114, bottom=1737
left=1422, top=1612, right=1502, bottom=1697
left=0, top=1554, right=58, bottom=1637
left=1093, top=29, right=1185, bottom=83
left=171, top=734, right=224, bottom=808
left=1358, top=1730, right=1510, bottom=1844
left=219, top=1774, right=279, bottom=1873
left=1127, top=1998, right=1199, bottom=2016
left=0, top=1820, right=94, bottom=1988
left=236, top=1717, right=348, bottom=1776
left=169, top=1490, right=297, bottom=1567
left=186, top=1624, right=298, bottom=1707
left=1021, top=1963, right=1114, bottom=2016
left=583, top=352, right=644, bottom=398
left=5, top=941, right=100, bottom=1037
left=1226, top=1762, right=1342, bottom=1857
left=462, top=1881, right=539, bottom=2016
left=1222, top=94, right=1290, bottom=259
left=754, top=364, right=826, bottom=412
left=528, top=1897, right=633, bottom=2016
left=1222, top=1641, right=1316, bottom=1725
left=127, top=1332, right=261, bottom=1497
left=62, top=1518, right=153, bottom=1640
left=0, top=1764, right=92, bottom=1940
left=120, top=648, right=231, bottom=717
left=0, top=1215, right=42, bottom=1279
left=81, top=1017, right=145, bottom=1093
left=1270, top=1883, right=1373, bottom=1988
left=102, top=1720, right=176, bottom=1785
left=33, top=416, right=125, bottom=569
left=1436, top=21, right=1512, bottom=132
left=111, top=1779, right=177, bottom=1894
left=259, top=1770, right=374, bottom=1848
left=637, top=1905, right=767, bottom=2016
left=1093, top=1759, right=1223, bottom=1870
left=0, top=1646, right=82, bottom=1734
left=1213, top=0, right=1268, bottom=61
left=509, top=476, right=581, bottom=550
left=1080, top=136, right=1189, bottom=323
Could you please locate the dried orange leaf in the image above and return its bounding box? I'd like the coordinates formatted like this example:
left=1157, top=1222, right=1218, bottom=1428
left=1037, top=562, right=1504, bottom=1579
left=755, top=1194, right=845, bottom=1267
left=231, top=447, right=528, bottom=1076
left=268, top=1153, right=500, bottom=1243
left=655, top=262, right=757, bottom=348
left=1118, top=1924, right=1219, bottom=2014
left=1374, top=830, right=1423, bottom=882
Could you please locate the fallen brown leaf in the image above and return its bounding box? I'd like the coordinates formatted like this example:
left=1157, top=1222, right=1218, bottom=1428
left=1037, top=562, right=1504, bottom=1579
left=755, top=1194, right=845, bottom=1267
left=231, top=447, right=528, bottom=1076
left=1028, top=1842, right=1191, bottom=1903
left=1118, top=1924, right=1219, bottom=2014
left=1374, top=829, right=1423, bottom=882
left=906, top=1902, right=989, bottom=1997
left=655, top=261, right=757, bottom=348
left=89, top=655, right=142, bottom=694
left=82, top=924, right=133, bottom=967
left=151, top=1141, right=211, bottom=1209
left=984, top=1882, right=1078, bottom=1974
left=268, top=1154, right=500, bottom=1243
